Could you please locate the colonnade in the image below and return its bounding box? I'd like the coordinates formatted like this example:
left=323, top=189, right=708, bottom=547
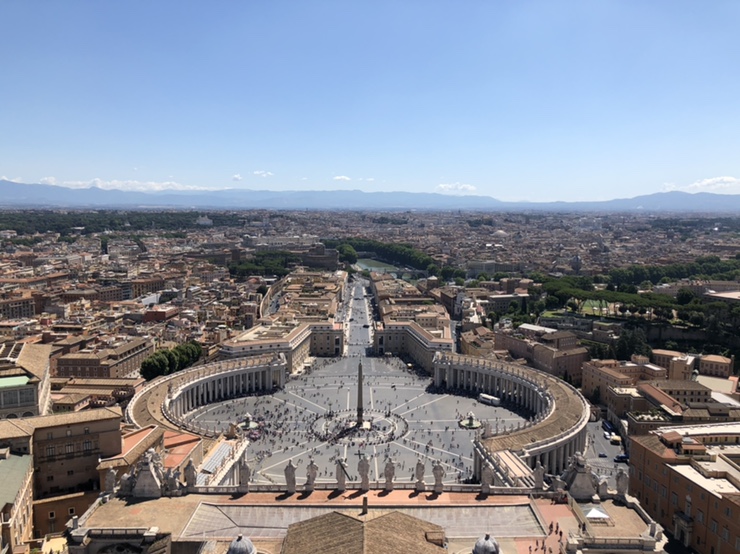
left=434, top=352, right=589, bottom=479
left=142, top=354, right=289, bottom=427
left=434, top=353, right=553, bottom=417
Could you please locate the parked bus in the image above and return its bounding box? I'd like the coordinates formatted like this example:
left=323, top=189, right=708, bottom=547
left=602, top=420, right=614, bottom=433
left=478, top=393, right=501, bottom=406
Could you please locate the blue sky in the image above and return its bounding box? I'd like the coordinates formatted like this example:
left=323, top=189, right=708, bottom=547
left=1, top=1, right=739, bottom=202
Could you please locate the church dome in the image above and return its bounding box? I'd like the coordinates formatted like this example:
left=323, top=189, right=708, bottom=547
left=227, top=534, right=256, bottom=554
left=473, top=533, right=500, bottom=554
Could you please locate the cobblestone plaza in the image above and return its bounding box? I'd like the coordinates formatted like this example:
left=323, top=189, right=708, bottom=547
left=185, top=355, right=529, bottom=485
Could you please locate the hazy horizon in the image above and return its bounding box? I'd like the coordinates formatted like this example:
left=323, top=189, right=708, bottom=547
left=2, top=1, right=739, bottom=201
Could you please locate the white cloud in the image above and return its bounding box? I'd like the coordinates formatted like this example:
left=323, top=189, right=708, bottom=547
left=58, top=178, right=210, bottom=192
left=40, top=176, right=57, bottom=185
left=232, top=174, right=243, bottom=181
left=253, top=170, right=273, bottom=178
left=663, top=176, right=740, bottom=194
left=333, top=175, right=351, bottom=181
left=435, top=182, right=477, bottom=195
left=1, top=176, right=22, bottom=182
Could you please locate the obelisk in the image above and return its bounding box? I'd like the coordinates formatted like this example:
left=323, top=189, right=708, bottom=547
left=357, top=360, right=363, bottom=425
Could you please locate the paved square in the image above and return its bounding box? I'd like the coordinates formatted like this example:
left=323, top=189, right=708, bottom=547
left=184, top=356, right=530, bottom=485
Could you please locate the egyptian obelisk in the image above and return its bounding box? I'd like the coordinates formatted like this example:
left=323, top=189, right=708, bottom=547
left=357, top=360, right=363, bottom=425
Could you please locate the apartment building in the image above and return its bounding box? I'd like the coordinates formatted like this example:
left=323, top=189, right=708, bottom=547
left=55, top=338, right=154, bottom=379
left=0, top=449, right=33, bottom=553
left=0, top=343, right=53, bottom=420
left=219, top=320, right=344, bottom=373
left=0, top=297, right=35, bottom=321
left=582, top=357, right=667, bottom=406
left=495, top=329, right=588, bottom=384
left=699, top=355, right=735, bottom=378
left=629, top=423, right=740, bottom=554
left=627, top=381, right=740, bottom=436
left=0, top=407, right=123, bottom=499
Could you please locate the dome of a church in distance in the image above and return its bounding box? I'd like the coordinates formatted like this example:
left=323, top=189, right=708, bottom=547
left=473, top=533, right=500, bottom=554
left=493, top=230, right=508, bottom=238
left=227, top=534, right=256, bottom=554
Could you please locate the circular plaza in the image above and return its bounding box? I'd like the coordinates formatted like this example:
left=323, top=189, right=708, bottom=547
left=179, top=355, right=531, bottom=485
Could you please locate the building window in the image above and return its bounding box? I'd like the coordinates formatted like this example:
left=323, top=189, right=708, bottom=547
left=66, top=429, right=72, bottom=437
left=48, top=511, right=55, bottom=520
left=725, top=507, right=732, bottom=518
left=68, top=508, right=75, bottom=515
left=671, top=492, right=678, bottom=506
left=46, top=475, right=54, bottom=482
left=84, top=427, right=90, bottom=434
left=83, top=440, right=92, bottom=452
left=722, top=528, right=729, bottom=542
left=47, top=432, right=53, bottom=440
left=697, top=510, right=704, bottom=523
left=711, top=520, right=718, bottom=533
left=66, top=443, right=74, bottom=454
left=46, top=446, right=55, bottom=458
left=67, top=470, right=74, bottom=476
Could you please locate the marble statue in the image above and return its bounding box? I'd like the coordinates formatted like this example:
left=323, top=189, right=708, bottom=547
left=284, top=460, right=296, bottom=494
left=616, top=468, right=628, bottom=496
left=481, top=463, right=494, bottom=495
left=185, top=459, right=197, bottom=489
left=358, top=454, right=370, bottom=491
left=533, top=461, right=545, bottom=490
left=432, top=460, right=445, bottom=494
left=383, top=459, right=395, bottom=491
left=119, top=472, right=133, bottom=496
left=415, top=458, right=426, bottom=492
left=239, top=459, right=251, bottom=491
left=335, top=458, right=347, bottom=492
left=305, top=459, right=318, bottom=491
left=105, top=468, right=117, bottom=493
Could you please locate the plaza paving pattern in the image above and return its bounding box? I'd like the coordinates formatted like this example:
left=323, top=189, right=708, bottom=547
left=184, top=355, right=530, bottom=485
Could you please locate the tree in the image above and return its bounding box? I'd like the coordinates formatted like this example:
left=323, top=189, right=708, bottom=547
left=614, top=328, right=651, bottom=360
left=337, top=244, right=358, bottom=264
left=676, top=288, right=695, bottom=305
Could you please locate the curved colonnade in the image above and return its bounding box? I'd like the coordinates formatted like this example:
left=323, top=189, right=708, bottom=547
left=126, top=354, right=287, bottom=436
left=127, top=351, right=589, bottom=483
left=432, top=352, right=590, bottom=479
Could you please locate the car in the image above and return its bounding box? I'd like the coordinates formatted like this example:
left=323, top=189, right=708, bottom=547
left=363, top=324, right=370, bottom=328
left=614, top=455, right=629, bottom=463
left=349, top=318, right=354, bottom=321
left=603, top=431, right=612, bottom=440
left=598, top=452, right=607, bottom=458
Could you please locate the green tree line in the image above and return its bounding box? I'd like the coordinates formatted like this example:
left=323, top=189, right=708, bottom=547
left=323, top=238, right=434, bottom=271
left=0, top=211, right=242, bottom=236
left=228, top=251, right=301, bottom=279
left=140, top=341, right=203, bottom=381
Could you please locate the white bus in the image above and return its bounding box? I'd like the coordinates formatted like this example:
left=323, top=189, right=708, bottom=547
left=478, top=393, right=501, bottom=406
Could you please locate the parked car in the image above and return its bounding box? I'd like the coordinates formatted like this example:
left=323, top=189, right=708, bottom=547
left=603, top=431, right=612, bottom=440
left=598, top=452, right=607, bottom=458
left=614, top=454, right=629, bottom=463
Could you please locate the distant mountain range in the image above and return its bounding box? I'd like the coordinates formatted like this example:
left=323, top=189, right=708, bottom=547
left=1, top=179, right=740, bottom=212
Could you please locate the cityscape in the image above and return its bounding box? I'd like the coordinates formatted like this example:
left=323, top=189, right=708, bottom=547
left=0, top=206, right=737, bottom=554
left=2, top=2, right=740, bottom=554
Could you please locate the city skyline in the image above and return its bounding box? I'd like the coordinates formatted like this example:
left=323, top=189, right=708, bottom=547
left=2, top=1, right=740, bottom=201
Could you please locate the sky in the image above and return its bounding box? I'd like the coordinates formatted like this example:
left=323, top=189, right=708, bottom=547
left=1, top=1, right=739, bottom=202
